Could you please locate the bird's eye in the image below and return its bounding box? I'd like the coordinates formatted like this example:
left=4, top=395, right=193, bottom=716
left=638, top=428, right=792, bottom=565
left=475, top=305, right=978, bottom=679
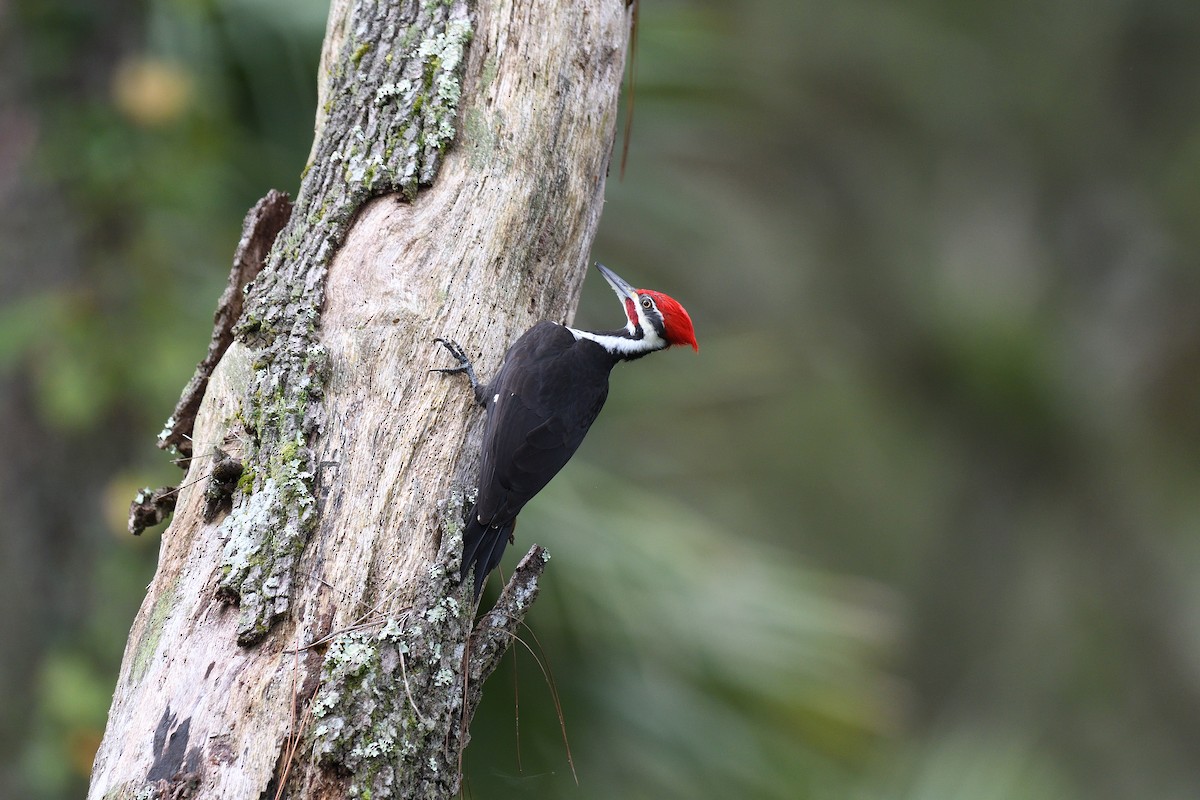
left=640, top=296, right=654, bottom=310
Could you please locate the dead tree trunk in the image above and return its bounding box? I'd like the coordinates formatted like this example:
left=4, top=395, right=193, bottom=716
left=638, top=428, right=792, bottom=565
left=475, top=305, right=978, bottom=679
left=89, top=0, right=631, bottom=797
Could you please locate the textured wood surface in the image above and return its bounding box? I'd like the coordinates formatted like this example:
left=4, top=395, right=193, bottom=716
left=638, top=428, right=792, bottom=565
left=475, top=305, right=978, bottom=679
left=88, top=0, right=631, bottom=797
left=156, top=190, right=293, bottom=459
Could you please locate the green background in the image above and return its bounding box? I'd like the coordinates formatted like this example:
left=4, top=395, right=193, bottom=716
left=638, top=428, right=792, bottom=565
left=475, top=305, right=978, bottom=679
left=2, top=0, right=1198, bottom=797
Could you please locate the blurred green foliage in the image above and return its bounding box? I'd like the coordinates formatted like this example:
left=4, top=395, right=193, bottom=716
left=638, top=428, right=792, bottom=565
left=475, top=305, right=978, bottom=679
left=2, top=0, right=1199, bottom=798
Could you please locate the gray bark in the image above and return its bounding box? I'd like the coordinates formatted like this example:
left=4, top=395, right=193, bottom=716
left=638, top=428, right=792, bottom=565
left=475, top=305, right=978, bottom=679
left=88, top=0, right=631, bottom=797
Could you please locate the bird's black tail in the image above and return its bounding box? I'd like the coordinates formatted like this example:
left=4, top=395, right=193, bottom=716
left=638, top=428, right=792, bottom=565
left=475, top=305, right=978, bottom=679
left=460, top=511, right=515, bottom=598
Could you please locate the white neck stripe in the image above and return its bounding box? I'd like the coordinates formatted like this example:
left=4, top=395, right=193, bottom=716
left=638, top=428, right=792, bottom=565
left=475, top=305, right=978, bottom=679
left=566, top=326, right=665, bottom=356
left=563, top=290, right=666, bottom=357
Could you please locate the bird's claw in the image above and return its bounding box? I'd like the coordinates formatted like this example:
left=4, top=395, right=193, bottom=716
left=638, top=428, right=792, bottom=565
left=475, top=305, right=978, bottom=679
left=432, top=337, right=486, bottom=406
left=431, top=337, right=471, bottom=373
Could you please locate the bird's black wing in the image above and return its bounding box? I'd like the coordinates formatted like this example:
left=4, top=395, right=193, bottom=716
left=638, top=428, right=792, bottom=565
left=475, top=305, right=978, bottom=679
left=473, top=322, right=614, bottom=526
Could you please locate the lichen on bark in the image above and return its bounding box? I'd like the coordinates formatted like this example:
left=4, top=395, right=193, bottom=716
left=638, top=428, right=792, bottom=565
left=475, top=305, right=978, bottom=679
left=218, top=0, right=474, bottom=645
left=309, top=602, right=473, bottom=799
left=305, top=494, right=550, bottom=799
left=303, top=490, right=471, bottom=799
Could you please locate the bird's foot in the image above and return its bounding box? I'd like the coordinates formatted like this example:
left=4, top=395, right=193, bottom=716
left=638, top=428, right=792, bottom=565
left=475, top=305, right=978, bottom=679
left=432, top=337, right=470, bottom=369
left=431, top=337, right=485, bottom=405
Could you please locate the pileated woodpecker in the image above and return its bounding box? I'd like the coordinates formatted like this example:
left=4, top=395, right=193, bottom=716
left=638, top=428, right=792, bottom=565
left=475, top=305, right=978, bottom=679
left=434, top=263, right=698, bottom=597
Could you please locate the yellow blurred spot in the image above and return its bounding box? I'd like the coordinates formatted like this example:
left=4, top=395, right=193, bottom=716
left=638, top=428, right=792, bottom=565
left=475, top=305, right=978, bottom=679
left=111, top=57, right=192, bottom=127
left=104, top=473, right=162, bottom=541
left=68, top=727, right=104, bottom=777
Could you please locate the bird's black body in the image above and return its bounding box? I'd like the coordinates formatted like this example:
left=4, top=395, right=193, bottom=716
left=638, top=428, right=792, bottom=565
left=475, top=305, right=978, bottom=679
left=434, top=264, right=697, bottom=598
left=458, top=322, right=617, bottom=595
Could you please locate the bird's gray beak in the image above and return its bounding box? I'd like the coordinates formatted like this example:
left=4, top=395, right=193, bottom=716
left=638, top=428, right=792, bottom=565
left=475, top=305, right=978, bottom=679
left=595, top=262, right=638, bottom=304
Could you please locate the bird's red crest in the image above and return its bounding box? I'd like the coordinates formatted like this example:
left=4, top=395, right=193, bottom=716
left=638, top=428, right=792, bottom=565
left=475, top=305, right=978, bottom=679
left=640, top=290, right=699, bottom=351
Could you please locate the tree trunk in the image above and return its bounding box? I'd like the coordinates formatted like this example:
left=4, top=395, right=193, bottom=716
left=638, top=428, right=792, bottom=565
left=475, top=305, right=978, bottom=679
left=88, top=1, right=631, bottom=797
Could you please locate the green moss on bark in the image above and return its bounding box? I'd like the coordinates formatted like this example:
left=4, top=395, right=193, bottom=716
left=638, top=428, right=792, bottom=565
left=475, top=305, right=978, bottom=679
left=130, top=576, right=179, bottom=684
left=216, top=0, right=474, bottom=646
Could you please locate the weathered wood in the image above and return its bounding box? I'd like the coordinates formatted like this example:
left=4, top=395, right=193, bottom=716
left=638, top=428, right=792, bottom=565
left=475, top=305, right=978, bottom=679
left=128, top=486, right=178, bottom=537
left=222, top=0, right=476, bottom=647
left=88, top=0, right=631, bottom=798
left=157, top=190, right=293, bottom=460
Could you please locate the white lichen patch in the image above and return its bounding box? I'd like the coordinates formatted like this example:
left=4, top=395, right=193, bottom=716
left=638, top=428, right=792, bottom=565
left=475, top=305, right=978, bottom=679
left=218, top=477, right=278, bottom=578
left=216, top=449, right=319, bottom=642
left=156, top=415, right=177, bottom=444
left=378, top=616, right=405, bottom=641
left=309, top=590, right=472, bottom=799
left=375, top=78, right=413, bottom=105
left=418, top=17, right=472, bottom=158
left=511, top=575, right=539, bottom=610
